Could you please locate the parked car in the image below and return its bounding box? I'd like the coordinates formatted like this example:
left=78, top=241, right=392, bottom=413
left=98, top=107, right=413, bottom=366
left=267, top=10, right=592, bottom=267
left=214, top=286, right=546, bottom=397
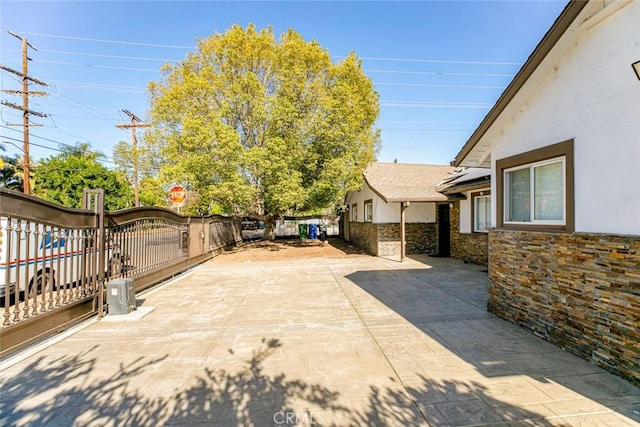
left=241, top=218, right=258, bottom=230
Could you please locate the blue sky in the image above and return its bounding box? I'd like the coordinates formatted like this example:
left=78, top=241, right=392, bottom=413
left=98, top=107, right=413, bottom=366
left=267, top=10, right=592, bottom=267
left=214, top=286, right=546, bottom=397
left=0, top=1, right=568, bottom=167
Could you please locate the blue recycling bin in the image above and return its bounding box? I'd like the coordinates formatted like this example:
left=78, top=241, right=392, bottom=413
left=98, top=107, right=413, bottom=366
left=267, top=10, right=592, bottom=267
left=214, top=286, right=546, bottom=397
left=308, top=223, right=318, bottom=239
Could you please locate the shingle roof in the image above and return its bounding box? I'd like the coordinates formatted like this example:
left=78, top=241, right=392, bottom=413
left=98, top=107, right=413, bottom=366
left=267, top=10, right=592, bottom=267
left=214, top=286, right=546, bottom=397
left=363, top=163, right=456, bottom=203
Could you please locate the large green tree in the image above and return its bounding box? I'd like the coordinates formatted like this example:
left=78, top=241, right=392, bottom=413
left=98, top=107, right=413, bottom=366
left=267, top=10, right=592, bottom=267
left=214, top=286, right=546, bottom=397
left=33, top=143, right=134, bottom=211
left=148, top=24, right=380, bottom=236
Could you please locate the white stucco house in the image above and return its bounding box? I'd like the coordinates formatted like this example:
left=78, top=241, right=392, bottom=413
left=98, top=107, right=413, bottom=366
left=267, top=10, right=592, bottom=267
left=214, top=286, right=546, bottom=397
left=452, top=0, right=640, bottom=385
left=344, top=163, right=455, bottom=259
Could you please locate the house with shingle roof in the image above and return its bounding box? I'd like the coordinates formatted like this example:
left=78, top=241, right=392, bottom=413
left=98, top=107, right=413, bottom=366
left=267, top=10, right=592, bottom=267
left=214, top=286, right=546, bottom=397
left=452, top=0, right=639, bottom=385
left=344, top=163, right=455, bottom=259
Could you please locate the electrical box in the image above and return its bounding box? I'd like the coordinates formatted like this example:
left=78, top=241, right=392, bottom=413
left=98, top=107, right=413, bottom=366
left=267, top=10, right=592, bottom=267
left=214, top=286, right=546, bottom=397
left=106, top=278, right=136, bottom=315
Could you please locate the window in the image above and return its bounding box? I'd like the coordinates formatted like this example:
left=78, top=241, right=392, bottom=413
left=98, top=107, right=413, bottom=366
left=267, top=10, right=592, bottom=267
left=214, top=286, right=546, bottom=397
left=472, top=192, right=491, bottom=232
left=496, top=140, right=574, bottom=232
left=504, top=157, right=565, bottom=224
left=364, top=200, right=373, bottom=222
left=351, top=203, right=357, bottom=222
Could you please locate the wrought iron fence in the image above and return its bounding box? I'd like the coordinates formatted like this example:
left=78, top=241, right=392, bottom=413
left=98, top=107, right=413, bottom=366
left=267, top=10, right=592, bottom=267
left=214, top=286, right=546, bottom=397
left=0, top=188, right=241, bottom=357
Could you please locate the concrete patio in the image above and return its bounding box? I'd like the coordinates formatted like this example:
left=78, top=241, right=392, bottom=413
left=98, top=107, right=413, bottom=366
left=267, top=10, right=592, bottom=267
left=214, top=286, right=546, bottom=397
left=0, top=253, right=638, bottom=426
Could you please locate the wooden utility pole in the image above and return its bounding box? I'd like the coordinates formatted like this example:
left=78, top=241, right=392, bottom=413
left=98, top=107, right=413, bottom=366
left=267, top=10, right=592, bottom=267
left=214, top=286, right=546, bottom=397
left=1, top=31, right=48, bottom=195
left=116, top=110, right=149, bottom=207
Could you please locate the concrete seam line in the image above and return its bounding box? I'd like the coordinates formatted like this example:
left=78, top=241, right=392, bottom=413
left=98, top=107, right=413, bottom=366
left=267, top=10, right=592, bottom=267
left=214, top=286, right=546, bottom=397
left=327, top=263, right=431, bottom=425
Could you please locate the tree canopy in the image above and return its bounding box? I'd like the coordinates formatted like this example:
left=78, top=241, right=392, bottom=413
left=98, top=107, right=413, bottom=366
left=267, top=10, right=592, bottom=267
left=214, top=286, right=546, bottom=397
left=0, top=155, right=25, bottom=192
left=33, top=143, right=134, bottom=211
left=148, top=24, right=380, bottom=234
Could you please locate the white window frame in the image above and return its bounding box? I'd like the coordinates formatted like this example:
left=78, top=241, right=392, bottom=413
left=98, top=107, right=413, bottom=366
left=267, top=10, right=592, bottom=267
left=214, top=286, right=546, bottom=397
left=351, top=203, right=357, bottom=222
left=473, top=194, right=491, bottom=233
left=503, top=156, right=566, bottom=226
left=364, top=200, right=373, bottom=222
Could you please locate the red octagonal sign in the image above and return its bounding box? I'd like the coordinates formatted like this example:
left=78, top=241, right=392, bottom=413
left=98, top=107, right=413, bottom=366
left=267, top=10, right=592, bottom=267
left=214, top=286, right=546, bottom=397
left=168, top=186, right=187, bottom=204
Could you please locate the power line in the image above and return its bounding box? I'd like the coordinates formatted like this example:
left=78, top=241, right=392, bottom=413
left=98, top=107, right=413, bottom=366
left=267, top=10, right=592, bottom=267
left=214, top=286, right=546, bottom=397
left=357, top=56, right=521, bottom=66
left=48, top=79, right=146, bottom=94
left=2, top=134, right=67, bottom=154
left=382, top=128, right=473, bottom=132
left=39, top=49, right=182, bottom=63
left=25, top=58, right=515, bottom=77
left=37, top=59, right=159, bottom=73
left=31, top=59, right=132, bottom=120
left=3, top=67, right=142, bottom=149
left=377, top=120, right=475, bottom=125
left=382, top=100, right=492, bottom=108
left=366, top=69, right=513, bottom=77
left=46, top=85, right=123, bottom=125
left=46, top=79, right=498, bottom=93
left=13, top=31, right=193, bottom=49
left=17, top=31, right=521, bottom=66
left=375, top=82, right=503, bottom=89
left=0, top=125, right=115, bottom=163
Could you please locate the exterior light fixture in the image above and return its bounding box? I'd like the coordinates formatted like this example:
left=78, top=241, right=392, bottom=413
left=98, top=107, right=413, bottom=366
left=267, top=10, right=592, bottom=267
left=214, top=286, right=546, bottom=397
left=633, top=60, right=640, bottom=80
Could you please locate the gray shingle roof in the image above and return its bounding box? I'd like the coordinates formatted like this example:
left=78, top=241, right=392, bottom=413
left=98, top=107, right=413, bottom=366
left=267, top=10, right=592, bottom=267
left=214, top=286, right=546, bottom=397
left=363, top=163, right=456, bottom=203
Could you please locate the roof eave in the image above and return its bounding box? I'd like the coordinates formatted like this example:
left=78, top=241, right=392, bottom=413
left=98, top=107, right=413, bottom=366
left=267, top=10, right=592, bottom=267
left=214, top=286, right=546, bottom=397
left=452, top=0, right=589, bottom=167
left=363, top=175, right=389, bottom=203
left=385, top=196, right=450, bottom=203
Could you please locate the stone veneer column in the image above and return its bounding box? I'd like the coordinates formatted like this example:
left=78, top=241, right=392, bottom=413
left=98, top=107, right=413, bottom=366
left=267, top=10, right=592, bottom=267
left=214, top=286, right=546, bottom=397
left=449, top=201, right=489, bottom=266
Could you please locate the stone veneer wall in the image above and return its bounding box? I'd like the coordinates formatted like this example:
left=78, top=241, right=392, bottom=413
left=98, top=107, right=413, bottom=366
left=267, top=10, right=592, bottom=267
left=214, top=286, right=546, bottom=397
left=489, top=229, right=640, bottom=386
left=405, top=223, right=438, bottom=255
left=349, top=222, right=438, bottom=256
left=348, top=222, right=378, bottom=255
left=375, top=223, right=401, bottom=256
left=450, top=201, right=489, bottom=266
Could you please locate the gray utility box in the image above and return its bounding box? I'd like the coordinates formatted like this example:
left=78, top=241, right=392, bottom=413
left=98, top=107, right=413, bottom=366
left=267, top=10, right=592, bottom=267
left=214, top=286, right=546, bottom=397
left=106, top=278, right=136, bottom=315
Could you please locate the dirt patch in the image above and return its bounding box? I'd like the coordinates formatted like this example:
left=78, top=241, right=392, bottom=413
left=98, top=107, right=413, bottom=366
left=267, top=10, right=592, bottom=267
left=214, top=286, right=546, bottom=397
left=212, top=237, right=369, bottom=262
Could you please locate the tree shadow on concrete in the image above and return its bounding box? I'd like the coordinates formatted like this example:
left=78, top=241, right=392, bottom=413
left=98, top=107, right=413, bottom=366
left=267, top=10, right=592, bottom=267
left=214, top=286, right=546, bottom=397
left=350, top=375, right=560, bottom=426
left=344, top=259, right=640, bottom=425
left=163, top=337, right=348, bottom=425
left=0, top=345, right=169, bottom=426
left=1, top=338, right=346, bottom=426
left=354, top=376, right=558, bottom=427
left=1, top=336, right=569, bottom=426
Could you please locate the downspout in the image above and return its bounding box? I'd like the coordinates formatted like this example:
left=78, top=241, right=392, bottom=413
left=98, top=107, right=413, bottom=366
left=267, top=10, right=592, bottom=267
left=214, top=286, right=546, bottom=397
left=400, top=201, right=410, bottom=262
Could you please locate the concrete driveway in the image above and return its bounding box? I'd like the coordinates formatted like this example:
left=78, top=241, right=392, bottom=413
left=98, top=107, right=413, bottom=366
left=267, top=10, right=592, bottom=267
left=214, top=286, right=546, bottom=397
left=1, top=253, right=638, bottom=426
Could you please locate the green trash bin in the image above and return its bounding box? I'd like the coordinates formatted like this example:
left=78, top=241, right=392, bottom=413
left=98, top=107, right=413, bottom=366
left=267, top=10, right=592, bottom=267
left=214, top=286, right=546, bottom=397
left=298, top=223, right=308, bottom=239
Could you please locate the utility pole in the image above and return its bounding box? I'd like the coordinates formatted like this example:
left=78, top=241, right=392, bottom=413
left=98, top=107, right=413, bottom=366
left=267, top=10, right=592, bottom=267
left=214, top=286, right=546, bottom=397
left=116, top=110, right=150, bottom=207
left=1, top=31, right=48, bottom=195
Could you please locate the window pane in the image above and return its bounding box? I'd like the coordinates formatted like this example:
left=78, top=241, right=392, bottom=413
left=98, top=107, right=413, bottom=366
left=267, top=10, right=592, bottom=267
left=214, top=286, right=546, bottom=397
left=484, top=196, right=491, bottom=229
left=364, top=202, right=372, bottom=221
left=534, top=161, right=563, bottom=220
left=475, top=198, right=483, bottom=231
left=507, top=168, right=531, bottom=222
left=474, top=195, right=491, bottom=231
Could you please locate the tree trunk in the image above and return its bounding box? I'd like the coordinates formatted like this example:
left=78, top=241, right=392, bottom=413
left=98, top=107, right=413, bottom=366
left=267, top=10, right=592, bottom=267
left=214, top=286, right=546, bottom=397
left=263, top=216, right=277, bottom=241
